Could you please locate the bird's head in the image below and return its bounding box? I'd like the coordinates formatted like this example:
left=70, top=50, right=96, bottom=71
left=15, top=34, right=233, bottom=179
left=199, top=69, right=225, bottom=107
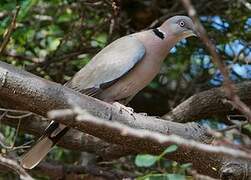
left=158, top=15, right=197, bottom=40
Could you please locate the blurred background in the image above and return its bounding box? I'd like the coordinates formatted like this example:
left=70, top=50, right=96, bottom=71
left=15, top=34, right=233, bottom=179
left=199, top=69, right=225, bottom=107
left=0, top=0, right=250, bottom=179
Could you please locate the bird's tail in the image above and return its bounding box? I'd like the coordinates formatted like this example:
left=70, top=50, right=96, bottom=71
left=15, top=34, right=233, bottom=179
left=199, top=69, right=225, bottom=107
left=20, top=121, right=69, bottom=169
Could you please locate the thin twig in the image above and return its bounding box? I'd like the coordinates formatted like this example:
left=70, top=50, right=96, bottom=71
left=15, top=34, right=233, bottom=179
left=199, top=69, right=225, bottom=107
left=240, top=0, right=251, bottom=10
left=7, top=140, right=33, bottom=152
left=0, top=108, right=32, bottom=151
left=0, top=6, right=20, bottom=54
left=218, top=115, right=250, bottom=132
left=0, top=107, right=30, bottom=114
left=10, top=118, right=21, bottom=149
left=181, top=0, right=251, bottom=122
left=0, top=111, right=7, bottom=122
left=187, top=169, right=220, bottom=180
left=219, top=121, right=249, bottom=133
left=0, top=155, right=34, bottom=180
left=3, top=51, right=44, bottom=63
left=6, top=113, right=32, bottom=119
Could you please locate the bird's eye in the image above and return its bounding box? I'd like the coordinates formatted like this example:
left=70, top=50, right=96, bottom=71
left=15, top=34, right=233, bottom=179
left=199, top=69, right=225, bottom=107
left=179, top=20, right=185, bottom=27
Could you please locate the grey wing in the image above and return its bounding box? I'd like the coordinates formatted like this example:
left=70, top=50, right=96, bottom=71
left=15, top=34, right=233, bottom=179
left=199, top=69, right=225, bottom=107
left=65, top=35, right=146, bottom=96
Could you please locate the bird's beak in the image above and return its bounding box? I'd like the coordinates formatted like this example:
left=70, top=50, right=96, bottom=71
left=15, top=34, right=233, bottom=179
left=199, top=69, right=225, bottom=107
left=187, top=29, right=198, bottom=37
left=182, top=29, right=198, bottom=38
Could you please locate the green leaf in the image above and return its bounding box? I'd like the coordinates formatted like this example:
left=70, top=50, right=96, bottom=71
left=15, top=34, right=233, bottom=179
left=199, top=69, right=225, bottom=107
left=47, top=37, right=60, bottom=51
left=159, top=145, right=178, bottom=158
left=137, top=173, right=186, bottom=180
left=180, top=163, right=192, bottom=169
left=244, top=124, right=251, bottom=133
left=18, top=0, right=39, bottom=20
left=135, top=154, right=158, bottom=167
left=167, top=174, right=186, bottom=180
left=163, top=145, right=178, bottom=154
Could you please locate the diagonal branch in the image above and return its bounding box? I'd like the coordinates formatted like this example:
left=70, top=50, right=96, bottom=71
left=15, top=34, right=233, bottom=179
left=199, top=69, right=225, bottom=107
left=163, top=81, right=251, bottom=123
left=181, top=0, right=251, bottom=122
left=0, top=6, right=20, bottom=54
left=0, top=61, right=250, bottom=178
left=0, top=61, right=210, bottom=143
left=48, top=108, right=251, bottom=161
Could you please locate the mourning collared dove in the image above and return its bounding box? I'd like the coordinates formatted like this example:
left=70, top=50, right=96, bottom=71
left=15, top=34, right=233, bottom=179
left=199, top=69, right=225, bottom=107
left=20, top=15, right=197, bottom=169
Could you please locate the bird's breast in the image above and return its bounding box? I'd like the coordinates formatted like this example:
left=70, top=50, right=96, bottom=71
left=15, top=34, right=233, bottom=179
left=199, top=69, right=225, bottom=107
left=98, top=53, right=162, bottom=102
left=98, top=32, right=172, bottom=102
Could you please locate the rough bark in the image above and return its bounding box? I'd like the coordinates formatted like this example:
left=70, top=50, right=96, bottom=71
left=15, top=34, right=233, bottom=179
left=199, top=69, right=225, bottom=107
left=0, top=62, right=210, bottom=142
left=163, top=82, right=251, bottom=122
left=0, top=61, right=250, bottom=179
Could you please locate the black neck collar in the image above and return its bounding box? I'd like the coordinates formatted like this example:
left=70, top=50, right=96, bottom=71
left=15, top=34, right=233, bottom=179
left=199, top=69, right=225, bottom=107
left=152, top=28, right=165, bottom=40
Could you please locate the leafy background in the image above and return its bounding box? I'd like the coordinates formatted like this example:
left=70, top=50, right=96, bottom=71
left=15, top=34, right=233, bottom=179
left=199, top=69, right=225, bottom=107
left=0, top=0, right=250, bottom=179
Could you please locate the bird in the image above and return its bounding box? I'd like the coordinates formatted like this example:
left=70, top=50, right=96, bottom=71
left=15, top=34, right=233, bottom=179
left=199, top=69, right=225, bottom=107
left=20, top=15, right=197, bottom=169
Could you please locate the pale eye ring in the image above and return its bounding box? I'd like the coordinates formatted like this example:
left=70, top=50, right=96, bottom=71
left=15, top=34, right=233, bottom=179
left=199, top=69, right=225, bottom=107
left=179, top=21, right=185, bottom=27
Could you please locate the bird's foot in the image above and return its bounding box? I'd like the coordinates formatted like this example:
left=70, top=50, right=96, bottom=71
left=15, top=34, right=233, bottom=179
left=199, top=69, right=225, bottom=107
left=138, top=112, right=147, bottom=116
left=112, top=102, right=134, bottom=116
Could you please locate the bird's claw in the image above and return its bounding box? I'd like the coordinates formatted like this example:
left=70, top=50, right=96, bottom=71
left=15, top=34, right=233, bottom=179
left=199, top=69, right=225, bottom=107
left=138, top=112, right=147, bottom=116
left=113, top=102, right=135, bottom=117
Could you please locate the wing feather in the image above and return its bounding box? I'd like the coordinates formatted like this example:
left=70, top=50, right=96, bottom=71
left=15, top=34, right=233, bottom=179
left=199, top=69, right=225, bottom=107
left=65, top=35, right=145, bottom=96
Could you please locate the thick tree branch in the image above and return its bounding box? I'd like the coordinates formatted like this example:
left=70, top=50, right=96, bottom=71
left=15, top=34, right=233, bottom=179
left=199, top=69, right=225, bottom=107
left=0, top=61, right=250, bottom=178
left=0, top=61, right=210, bottom=142
left=163, top=82, right=251, bottom=123
left=48, top=108, right=251, bottom=179
left=49, top=108, right=251, bottom=160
